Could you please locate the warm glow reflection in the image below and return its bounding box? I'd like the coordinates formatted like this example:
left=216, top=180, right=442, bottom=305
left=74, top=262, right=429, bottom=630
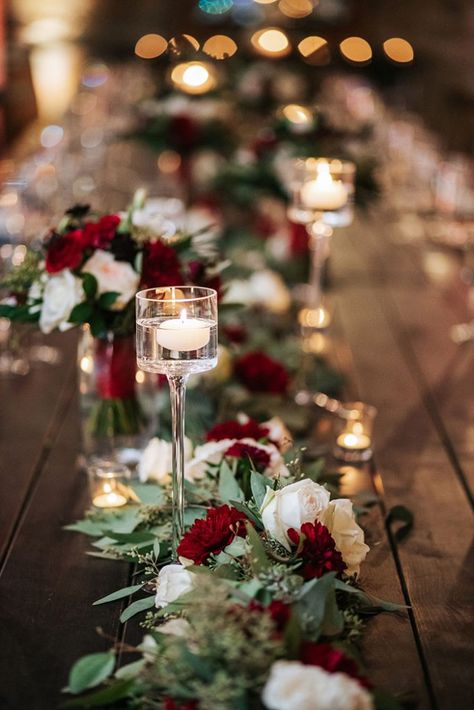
left=279, top=0, right=313, bottom=18
left=251, top=28, right=291, bottom=57
left=282, top=104, right=312, bottom=125
left=298, top=35, right=330, bottom=65
left=157, top=150, right=181, bottom=173
left=134, top=34, right=168, bottom=59
left=298, top=306, right=331, bottom=329
left=171, top=61, right=216, bottom=94
left=30, top=43, right=82, bottom=121
left=340, top=37, right=372, bottom=63
left=202, top=35, right=237, bottom=59
left=383, top=37, right=414, bottom=63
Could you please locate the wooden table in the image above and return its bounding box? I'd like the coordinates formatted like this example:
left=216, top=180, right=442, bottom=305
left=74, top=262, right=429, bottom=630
left=0, top=210, right=472, bottom=710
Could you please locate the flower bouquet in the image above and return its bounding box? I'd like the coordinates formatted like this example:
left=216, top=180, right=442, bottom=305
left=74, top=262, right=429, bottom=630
left=0, top=193, right=225, bottom=459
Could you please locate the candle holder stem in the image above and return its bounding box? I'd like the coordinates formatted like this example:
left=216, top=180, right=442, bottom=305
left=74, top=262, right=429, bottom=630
left=168, top=373, right=188, bottom=559
left=307, top=220, right=333, bottom=309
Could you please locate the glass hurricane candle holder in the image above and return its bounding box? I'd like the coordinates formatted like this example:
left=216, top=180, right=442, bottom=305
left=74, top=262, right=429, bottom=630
left=88, top=459, right=132, bottom=509
left=333, top=402, right=377, bottom=463
left=136, top=286, right=218, bottom=558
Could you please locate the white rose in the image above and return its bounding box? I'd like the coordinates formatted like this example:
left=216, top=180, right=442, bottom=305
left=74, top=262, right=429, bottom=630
left=155, top=564, right=194, bottom=608
left=260, top=479, right=330, bottom=551
left=263, top=416, right=293, bottom=453
left=82, top=250, right=139, bottom=310
left=132, top=197, right=185, bottom=238
left=249, top=270, right=291, bottom=314
left=322, top=499, right=369, bottom=577
left=262, top=661, right=373, bottom=710
left=138, top=436, right=193, bottom=484
left=185, top=438, right=235, bottom=482
left=39, top=270, right=84, bottom=334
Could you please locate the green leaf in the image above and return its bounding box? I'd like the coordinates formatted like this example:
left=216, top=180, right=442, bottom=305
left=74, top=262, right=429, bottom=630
left=102, top=530, right=156, bottom=544
left=82, top=273, right=98, bottom=299
left=283, top=607, right=303, bottom=659
left=229, top=500, right=263, bottom=529
left=218, top=460, right=244, bottom=503
left=114, top=659, right=145, bottom=680
left=245, top=521, right=270, bottom=574
left=98, top=291, right=121, bottom=309
left=93, top=583, right=144, bottom=606
left=334, top=579, right=408, bottom=612
left=130, top=483, right=166, bottom=506
left=69, top=302, right=94, bottom=325
left=386, top=505, right=414, bottom=542
left=297, top=573, right=344, bottom=638
left=250, top=470, right=267, bottom=509
left=62, top=678, right=136, bottom=707
left=120, top=595, right=155, bottom=623
left=89, top=312, right=107, bottom=337
left=68, top=651, right=115, bottom=695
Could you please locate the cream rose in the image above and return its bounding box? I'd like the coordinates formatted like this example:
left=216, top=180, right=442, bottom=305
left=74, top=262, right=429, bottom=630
left=260, top=479, right=331, bottom=551
left=262, top=661, right=373, bottom=710
left=138, top=437, right=193, bottom=485
left=155, top=564, right=194, bottom=608
left=39, top=270, right=84, bottom=334
left=322, top=499, right=369, bottom=577
left=82, top=250, right=139, bottom=310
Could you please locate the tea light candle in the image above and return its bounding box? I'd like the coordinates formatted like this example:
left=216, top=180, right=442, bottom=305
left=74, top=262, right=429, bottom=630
left=156, top=309, right=212, bottom=352
left=93, top=482, right=128, bottom=509
left=336, top=431, right=371, bottom=450
left=300, top=162, right=347, bottom=211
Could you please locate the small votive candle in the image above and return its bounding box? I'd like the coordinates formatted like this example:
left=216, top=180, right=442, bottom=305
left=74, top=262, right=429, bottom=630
left=333, top=402, right=377, bottom=463
left=88, top=460, right=132, bottom=509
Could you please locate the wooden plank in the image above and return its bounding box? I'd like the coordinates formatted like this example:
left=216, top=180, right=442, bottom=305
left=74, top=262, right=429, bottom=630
left=0, top=330, right=77, bottom=563
left=331, top=223, right=474, bottom=709
left=0, top=383, right=131, bottom=710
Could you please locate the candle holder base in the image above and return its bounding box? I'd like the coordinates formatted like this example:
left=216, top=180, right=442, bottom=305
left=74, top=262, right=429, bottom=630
left=333, top=443, right=373, bottom=463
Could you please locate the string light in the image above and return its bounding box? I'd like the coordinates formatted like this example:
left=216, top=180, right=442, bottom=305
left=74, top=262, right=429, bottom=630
left=383, top=38, right=414, bottom=64
left=169, top=35, right=200, bottom=53
left=170, top=61, right=217, bottom=94
left=298, top=36, right=330, bottom=65
left=339, top=37, right=372, bottom=64
left=203, top=35, right=238, bottom=59
left=251, top=28, right=291, bottom=58
left=278, top=0, right=313, bottom=18
left=134, top=34, right=168, bottom=59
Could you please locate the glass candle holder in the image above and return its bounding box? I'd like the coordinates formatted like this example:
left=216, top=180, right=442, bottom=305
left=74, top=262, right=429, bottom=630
left=333, top=402, right=377, bottom=463
left=88, top=459, right=132, bottom=508
left=136, top=286, right=218, bottom=558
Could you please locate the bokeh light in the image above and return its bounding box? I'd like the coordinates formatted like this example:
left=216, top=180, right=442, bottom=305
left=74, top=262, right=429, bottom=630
left=170, top=61, right=217, bottom=94
left=339, top=37, right=372, bottom=64
left=253, top=0, right=278, bottom=4
left=281, top=104, right=312, bottom=125
left=40, top=125, right=64, bottom=149
left=169, top=34, right=200, bottom=53
left=251, top=28, right=291, bottom=58
left=278, top=0, right=313, bottom=19
left=383, top=37, right=414, bottom=64
left=199, top=0, right=233, bottom=13
left=298, top=36, right=330, bottom=65
left=203, top=35, right=238, bottom=59
left=157, top=150, right=182, bottom=174
left=134, top=34, right=168, bottom=59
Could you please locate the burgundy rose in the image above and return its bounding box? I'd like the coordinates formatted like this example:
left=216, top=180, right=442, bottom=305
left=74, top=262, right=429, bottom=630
left=288, top=521, right=346, bottom=580
left=206, top=418, right=270, bottom=443
left=177, top=505, right=248, bottom=565
left=301, top=641, right=372, bottom=689
left=83, top=214, right=120, bottom=249
left=45, top=230, right=85, bottom=273
left=141, top=240, right=183, bottom=289
left=223, top=324, right=248, bottom=344
left=169, top=114, right=200, bottom=153
left=234, top=351, right=290, bottom=395
left=225, top=441, right=271, bottom=473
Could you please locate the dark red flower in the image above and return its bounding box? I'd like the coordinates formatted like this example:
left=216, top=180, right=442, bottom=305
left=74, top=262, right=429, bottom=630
left=288, top=219, right=309, bottom=256
left=187, top=261, right=222, bottom=299
left=248, top=599, right=292, bottom=633
left=169, top=114, right=200, bottom=153
left=141, top=240, right=183, bottom=289
left=288, top=521, right=346, bottom=580
left=206, top=418, right=270, bottom=443
left=234, top=351, right=290, bottom=394
left=164, top=699, right=199, bottom=710
left=252, top=129, right=278, bottom=159
left=45, top=230, right=85, bottom=273
left=225, top=441, right=271, bottom=472
left=83, top=214, right=120, bottom=249
left=177, top=505, right=248, bottom=565
left=95, top=335, right=137, bottom=399
left=223, top=324, right=248, bottom=344
left=301, top=642, right=372, bottom=689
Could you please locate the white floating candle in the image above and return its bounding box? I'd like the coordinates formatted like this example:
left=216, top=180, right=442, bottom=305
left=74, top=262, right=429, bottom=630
left=300, top=162, right=347, bottom=211
left=336, top=432, right=371, bottom=450
left=156, top=309, right=212, bottom=352
left=93, top=483, right=127, bottom=508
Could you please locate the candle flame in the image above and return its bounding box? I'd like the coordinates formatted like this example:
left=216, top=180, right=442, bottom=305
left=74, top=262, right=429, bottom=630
left=104, top=483, right=112, bottom=493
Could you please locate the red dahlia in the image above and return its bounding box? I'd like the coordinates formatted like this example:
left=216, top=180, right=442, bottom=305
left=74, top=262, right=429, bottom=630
left=177, top=505, right=249, bottom=565
left=140, top=240, right=183, bottom=289
left=234, top=351, right=290, bottom=395
left=45, top=230, right=85, bottom=273
left=225, top=441, right=271, bottom=472
left=206, top=418, right=270, bottom=443
left=301, top=641, right=372, bottom=689
left=288, top=521, right=346, bottom=580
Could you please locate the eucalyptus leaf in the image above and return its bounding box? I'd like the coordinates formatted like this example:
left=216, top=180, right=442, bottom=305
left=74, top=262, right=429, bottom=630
left=62, top=678, right=136, bottom=707
left=68, top=651, right=115, bottom=695
left=218, top=460, right=244, bottom=503
left=297, top=573, right=344, bottom=638
left=245, top=521, right=270, bottom=574
left=120, top=595, right=155, bottom=623
left=114, top=659, right=146, bottom=680
left=250, top=470, right=267, bottom=509
left=93, top=583, right=144, bottom=606
left=334, top=579, right=408, bottom=612
left=130, top=483, right=166, bottom=506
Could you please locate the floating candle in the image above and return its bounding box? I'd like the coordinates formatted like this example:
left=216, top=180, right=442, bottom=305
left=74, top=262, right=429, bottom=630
left=336, top=432, right=371, bottom=450
left=156, top=309, right=212, bottom=352
left=300, top=162, right=347, bottom=211
left=92, top=483, right=127, bottom=508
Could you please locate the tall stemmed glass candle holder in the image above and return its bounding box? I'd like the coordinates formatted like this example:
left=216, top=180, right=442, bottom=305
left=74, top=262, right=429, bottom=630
left=136, top=287, right=218, bottom=557
left=289, top=158, right=355, bottom=331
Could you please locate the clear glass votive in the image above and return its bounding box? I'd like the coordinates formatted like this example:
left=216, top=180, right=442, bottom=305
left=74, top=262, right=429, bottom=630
left=88, top=459, right=132, bottom=508
left=333, top=402, right=377, bottom=463
left=288, top=157, right=356, bottom=228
